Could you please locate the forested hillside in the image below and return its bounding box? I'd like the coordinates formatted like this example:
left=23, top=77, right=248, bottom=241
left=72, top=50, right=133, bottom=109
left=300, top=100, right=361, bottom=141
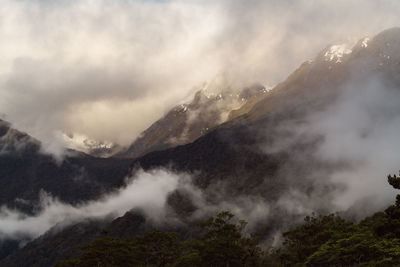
left=52, top=175, right=400, bottom=266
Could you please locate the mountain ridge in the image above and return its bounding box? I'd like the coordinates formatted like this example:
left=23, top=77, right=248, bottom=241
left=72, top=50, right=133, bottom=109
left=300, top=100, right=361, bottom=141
left=2, top=28, right=400, bottom=266
left=117, top=83, right=268, bottom=159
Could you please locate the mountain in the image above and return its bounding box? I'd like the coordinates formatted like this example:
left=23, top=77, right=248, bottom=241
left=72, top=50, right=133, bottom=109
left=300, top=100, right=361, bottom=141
left=0, top=120, right=133, bottom=213
left=0, top=212, right=149, bottom=267
left=62, top=133, right=121, bottom=158
left=109, top=27, right=400, bottom=233
left=0, top=119, right=136, bottom=261
left=3, top=28, right=400, bottom=266
left=117, top=81, right=269, bottom=159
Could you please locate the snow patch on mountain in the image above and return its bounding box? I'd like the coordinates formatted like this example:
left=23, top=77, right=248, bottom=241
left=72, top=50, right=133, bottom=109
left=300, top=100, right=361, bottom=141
left=361, top=37, right=370, bottom=48
left=262, top=85, right=273, bottom=93
left=324, top=44, right=352, bottom=63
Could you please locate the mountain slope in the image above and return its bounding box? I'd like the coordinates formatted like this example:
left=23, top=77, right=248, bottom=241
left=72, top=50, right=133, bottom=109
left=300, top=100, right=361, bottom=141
left=118, top=82, right=268, bottom=159
left=129, top=27, right=400, bottom=229
left=0, top=120, right=133, bottom=212
left=0, top=120, right=135, bottom=261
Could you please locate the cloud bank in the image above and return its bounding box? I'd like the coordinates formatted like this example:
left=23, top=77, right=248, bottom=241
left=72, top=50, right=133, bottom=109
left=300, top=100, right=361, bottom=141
left=1, top=0, right=400, bottom=154
left=0, top=169, right=180, bottom=240
left=308, top=75, right=400, bottom=215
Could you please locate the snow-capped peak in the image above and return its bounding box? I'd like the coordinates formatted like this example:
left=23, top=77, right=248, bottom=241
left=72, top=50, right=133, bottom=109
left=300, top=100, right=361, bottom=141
left=324, top=44, right=352, bottom=63
left=62, top=133, right=114, bottom=153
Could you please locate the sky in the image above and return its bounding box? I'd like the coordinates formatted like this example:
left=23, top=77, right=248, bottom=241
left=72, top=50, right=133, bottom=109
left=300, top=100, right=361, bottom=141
left=1, top=0, right=400, bottom=154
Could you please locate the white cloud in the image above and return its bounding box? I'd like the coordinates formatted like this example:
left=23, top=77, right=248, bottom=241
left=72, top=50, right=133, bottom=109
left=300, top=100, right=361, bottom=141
left=0, top=169, right=180, bottom=240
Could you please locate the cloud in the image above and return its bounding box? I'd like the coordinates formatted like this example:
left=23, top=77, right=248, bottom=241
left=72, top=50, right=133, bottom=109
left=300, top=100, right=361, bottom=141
left=0, top=168, right=276, bottom=245
left=1, top=1, right=400, bottom=241
left=0, top=169, right=180, bottom=240
left=1, top=0, right=400, bottom=154
left=0, top=167, right=313, bottom=244
left=172, top=178, right=272, bottom=230
left=307, top=74, right=400, bottom=214
left=259, top=49, right=400, bottom=223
